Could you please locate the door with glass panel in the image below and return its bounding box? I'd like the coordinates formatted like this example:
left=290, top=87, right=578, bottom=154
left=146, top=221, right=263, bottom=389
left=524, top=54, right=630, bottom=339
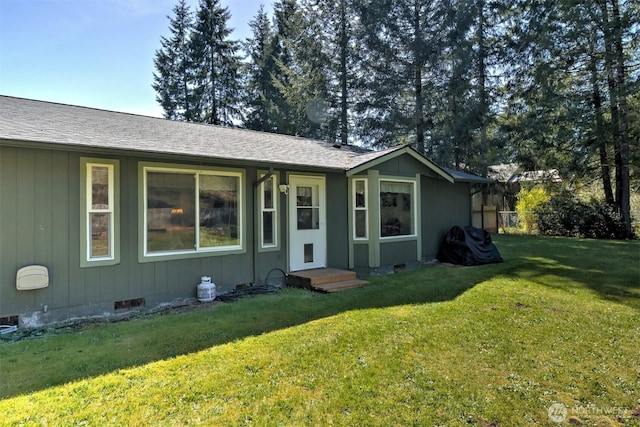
left=288, top=175, right=326, bottom=271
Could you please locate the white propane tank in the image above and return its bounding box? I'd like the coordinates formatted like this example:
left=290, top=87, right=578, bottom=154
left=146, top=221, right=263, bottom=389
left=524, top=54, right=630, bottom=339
left=197, top=276, right=216, bottom=302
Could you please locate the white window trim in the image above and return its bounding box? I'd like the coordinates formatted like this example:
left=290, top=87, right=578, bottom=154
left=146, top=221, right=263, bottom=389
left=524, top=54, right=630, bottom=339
left=379, top=178, right=418, bottom=240
left=352, top=178, right=368, bottom=240
left=81, top=158, right=120, bottom=267
left=142, top=163, right=244, bottom=259
left=259, top=173, right=279, bottom=250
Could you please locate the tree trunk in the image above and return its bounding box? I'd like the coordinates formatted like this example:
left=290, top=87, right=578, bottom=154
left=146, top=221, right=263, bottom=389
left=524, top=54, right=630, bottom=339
left=611, top=0, right=632, bottom=237
left=598, top=1, right=624, bottom=208
left=413, top=0, right=425, bottom=153
left=451, top=82, right=460, bottom=168
left=588, top=35, right=615, bottom=206
left=210, top=50, right=218, bottom=125
left=339, top=0, right=349, bottom=145
left=477, top=0, right=488, bottom=178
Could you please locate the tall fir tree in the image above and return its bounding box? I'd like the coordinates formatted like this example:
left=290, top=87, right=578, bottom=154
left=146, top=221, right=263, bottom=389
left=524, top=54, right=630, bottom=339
left=269, top=0, right=303, bottom=135
left=304, top=0, right=363, bottom=145
left=276, top=4, right=333, bottom=139
left=191, top=0, right=242, bottom=125
left=597, top=0, right=634, bottom=236
left=497, top=0, right=637, bottom=235
left=431, top=0, right=476, bottom=166
left=355, top=0, right=447, bottom=149
left=243, top=5, right=278, bottom=132
left=152, top=0, right=196, bottom=121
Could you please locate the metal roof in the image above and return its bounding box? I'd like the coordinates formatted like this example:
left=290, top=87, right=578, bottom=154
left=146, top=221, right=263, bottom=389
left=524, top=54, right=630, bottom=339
left=442, top=167, right=494, bottom=184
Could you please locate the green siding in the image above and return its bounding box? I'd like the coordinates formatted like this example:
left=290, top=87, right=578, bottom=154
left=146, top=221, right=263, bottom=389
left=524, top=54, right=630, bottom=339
left=1, top=143, right=472, bottom=324
left=380, top=240, right=418, bottom=266
left=325, top=172, right=349, bottom=269
left=421, top=176, right=471, bottom=259
left=1, top=146, right=70, bottom=318
left=0, top=145, right=298, bottom=324
left=353, top=244, right=369, bottom=267
left=376, top=154, right=441, bottom=179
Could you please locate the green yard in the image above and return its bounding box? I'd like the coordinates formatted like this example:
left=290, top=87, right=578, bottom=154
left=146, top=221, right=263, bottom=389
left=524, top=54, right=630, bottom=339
left=0, top=235, right=638, bottom=426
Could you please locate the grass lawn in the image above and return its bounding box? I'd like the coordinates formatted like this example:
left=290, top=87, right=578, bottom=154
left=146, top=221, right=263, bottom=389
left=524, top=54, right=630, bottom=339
left=0, top=235, right=638, bottom=426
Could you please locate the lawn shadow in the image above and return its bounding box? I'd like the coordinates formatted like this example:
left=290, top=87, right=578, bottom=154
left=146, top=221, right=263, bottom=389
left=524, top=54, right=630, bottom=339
left=493, top=234, right=640, bottom=311
left=0, top=260, right=494, bottom=399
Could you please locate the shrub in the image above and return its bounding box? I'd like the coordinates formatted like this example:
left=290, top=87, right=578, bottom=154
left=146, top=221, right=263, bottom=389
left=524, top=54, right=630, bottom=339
left=534, top=191, right=630, bottom=239
left=516, top=187, right=550, bottom=233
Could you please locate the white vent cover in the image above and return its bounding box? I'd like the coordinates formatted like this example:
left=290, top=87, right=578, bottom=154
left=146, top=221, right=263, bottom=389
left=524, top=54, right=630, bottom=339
left=16, top=265, right=49, bottom=290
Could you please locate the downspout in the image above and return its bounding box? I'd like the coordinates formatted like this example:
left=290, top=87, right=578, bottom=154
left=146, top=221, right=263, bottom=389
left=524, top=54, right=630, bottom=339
left=253, top=167, right=274, bottom=285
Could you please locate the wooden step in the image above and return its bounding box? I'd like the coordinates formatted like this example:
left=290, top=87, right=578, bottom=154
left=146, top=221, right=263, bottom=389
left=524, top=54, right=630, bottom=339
left=287, top=268, right=356, bottom=288
left=287, top=268, right=367, bottom=292
left=312, top=279, right=369, bottom=293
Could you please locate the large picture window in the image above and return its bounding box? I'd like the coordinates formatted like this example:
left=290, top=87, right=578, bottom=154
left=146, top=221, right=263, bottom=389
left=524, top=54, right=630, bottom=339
left=81, top=158, right=120, bottom=267
left=144, top=166, right=242, bottom=255
left=380, top=180, right=415, bottom=238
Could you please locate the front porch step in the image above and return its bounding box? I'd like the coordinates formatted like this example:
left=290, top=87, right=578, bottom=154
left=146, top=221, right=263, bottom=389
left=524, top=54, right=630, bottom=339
left=312, top=279, right=370, bottom=293
left=287, top=268, right=368, bottom=293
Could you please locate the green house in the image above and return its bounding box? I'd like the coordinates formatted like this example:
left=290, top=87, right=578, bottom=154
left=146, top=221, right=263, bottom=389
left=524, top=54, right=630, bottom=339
left=0, top=96, right=490, bottom=326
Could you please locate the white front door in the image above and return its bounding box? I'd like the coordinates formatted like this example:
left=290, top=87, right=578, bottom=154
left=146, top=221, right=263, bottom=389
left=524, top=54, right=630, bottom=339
left=288, top=175, right=326, bottom=271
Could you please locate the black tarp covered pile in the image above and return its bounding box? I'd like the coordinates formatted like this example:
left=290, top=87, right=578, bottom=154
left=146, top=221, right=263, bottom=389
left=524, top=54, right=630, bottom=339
left=437, top=226, right=503, bottom=266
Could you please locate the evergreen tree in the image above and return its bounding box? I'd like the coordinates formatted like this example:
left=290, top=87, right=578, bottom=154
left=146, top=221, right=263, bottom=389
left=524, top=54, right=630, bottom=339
left=268, top=0, right=305, bottom=135
left=152, top=0, right=196, bottom=121
left=191, top=0, right=242, bottom=125
left=304, top=0, right=364, bottom=145
left=432, top=0, right=477, bottom=166
left=600, top=0, right=635, bottom=237
left=355, top=0, right=448, bottom=148
left=498, top=0, right=637, bottom=235
left=243, top=5, right=278, bottom=132
left=277, top=5, right=333, bottom=139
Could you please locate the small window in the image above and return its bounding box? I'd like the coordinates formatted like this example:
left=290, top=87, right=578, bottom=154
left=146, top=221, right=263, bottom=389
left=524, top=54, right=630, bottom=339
left=380, top=180, right=415, bottom=238
left=260, top=174, right=278, bottom=249
left=353, top=178, right=368, bottom=239
left=296, top=185, right=320, bottom=230
left=81, top=158, right=119, bottom=267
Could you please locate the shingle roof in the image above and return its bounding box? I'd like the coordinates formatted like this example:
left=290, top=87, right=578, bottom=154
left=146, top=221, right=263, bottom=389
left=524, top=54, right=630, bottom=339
left=0, top=96, right=487, bottom=184
left=0, top=96, right=371, bottom=171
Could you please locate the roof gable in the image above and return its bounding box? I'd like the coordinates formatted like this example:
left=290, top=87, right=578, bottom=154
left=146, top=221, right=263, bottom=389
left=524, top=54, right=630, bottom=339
left=347, top=145, right=454, bottom=183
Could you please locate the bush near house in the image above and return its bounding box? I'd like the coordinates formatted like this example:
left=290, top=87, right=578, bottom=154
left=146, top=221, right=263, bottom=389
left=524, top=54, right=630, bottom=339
left=535, top=191, right=631, bottom=239
left=515, top=186, right=550, bottom=233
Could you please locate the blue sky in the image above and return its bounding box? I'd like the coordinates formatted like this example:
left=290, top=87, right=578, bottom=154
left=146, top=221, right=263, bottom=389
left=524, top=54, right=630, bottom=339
left=0, top=0, right=269, bottom=117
